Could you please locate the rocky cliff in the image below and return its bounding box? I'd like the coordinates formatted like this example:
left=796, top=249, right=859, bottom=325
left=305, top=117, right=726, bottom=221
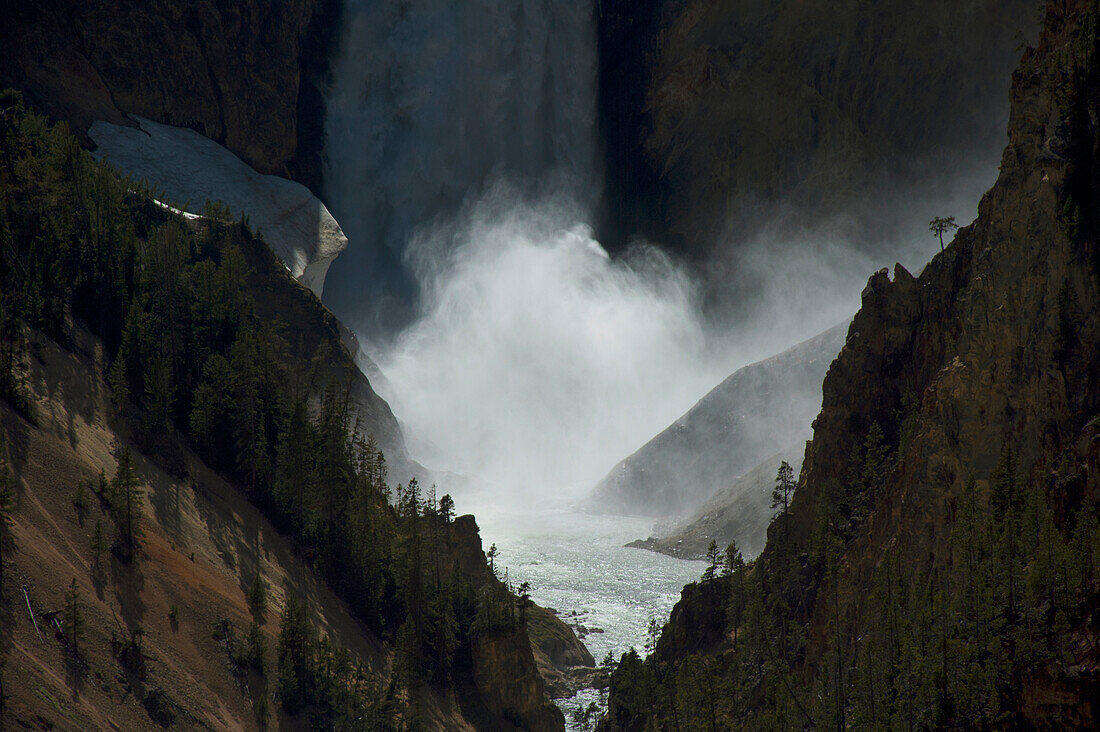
left=598, top=0, right=1037, bottom=252
left=586, top=324, right=845, bottom=517
left=446, top=515, right=596, bottom=708
left=603, top=0, right=1100, bottom=726
left=782, top=0, right=1100, bottom=575
left=0, top=0, right=336, bottom=190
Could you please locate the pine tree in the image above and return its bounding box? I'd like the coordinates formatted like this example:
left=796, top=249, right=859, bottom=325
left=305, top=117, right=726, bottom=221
left=725, top=543, right=747, bottom=651
left=247, top=620, right=266, bottom=673
left=0, top=434, right=14, bottom=596
left=439, top=493, right=455, bottom=523
left=517, top=580, right=532, bottom=625
left=111, top=446, right=143, bottom=561
left=645, top=617, right=661, bottom=655
left=248, top=573, right=267, bottom=623
left=90, top=519, right=106, bottom=575
left=772, top=461, right=796, bottom=528
left=64, top=578, right=83, bottom=653
left=278, top=594, right=315, bottom=715
left=703, top=540, right=721, bottom=581
left=487, top=543, right=499, bottom=576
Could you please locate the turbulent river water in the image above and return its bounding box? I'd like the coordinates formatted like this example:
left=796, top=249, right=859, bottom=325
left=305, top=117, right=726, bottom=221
left=467, top=503, right=707, bottom=725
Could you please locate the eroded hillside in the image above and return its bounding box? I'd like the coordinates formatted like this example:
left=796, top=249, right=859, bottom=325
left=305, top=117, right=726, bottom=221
left=0, top=97, right=585, bottom=730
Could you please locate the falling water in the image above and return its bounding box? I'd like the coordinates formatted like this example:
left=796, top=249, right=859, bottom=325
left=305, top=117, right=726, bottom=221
left=322, top=0, right=600, bottom=336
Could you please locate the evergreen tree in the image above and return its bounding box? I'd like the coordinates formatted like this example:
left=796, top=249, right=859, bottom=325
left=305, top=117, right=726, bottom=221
left=725, top=543, right=747, bottom=651
left=0, top=434, right=13, bottom=596
left=645, top=617, right=661, bottom=655
left=439, top=493, right=455, bottom=523
left=703, top=540, right=721, bottom=581
left=89, top=519, right=106, bottom=575
left=277, top=594, right=315, bottom=715
left=110, top=446, right=142, bottom=561
left=772, top=461, right=796, bottom=522
left=246, top=620, right=266, bottom=674
left=64, top=578, right=83, bottom=654
left=517, top=580, right=532, bottom=625
left=248, top=573, right=267, bottom=623
left=487, top=543, right=499, bottom=576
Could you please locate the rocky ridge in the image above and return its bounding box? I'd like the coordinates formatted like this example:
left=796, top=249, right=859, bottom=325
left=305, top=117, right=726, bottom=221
left=604, top=0, right=1100, bottom=725
left=587, top=324, right=845, bottom=518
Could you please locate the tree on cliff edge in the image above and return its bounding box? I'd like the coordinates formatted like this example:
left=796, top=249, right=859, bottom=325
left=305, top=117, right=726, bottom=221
left=772, top=461, right=795, bottom=518
left=929, top=216, right=959, bottom=252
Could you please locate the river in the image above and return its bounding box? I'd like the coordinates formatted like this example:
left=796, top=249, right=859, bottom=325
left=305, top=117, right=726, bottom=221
left=467, top=503, right=706, bottom=727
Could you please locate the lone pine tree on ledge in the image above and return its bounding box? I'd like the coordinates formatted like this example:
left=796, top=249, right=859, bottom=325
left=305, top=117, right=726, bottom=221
left=929, top=215, right=959, bottom=252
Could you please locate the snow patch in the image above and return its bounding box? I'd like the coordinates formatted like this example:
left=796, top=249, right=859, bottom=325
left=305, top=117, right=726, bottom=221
left=89, top=117, right=347, bottom=297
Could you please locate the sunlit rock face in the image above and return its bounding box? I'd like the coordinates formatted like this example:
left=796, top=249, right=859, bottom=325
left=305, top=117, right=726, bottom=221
left=90, top=117, right=347, bottom=298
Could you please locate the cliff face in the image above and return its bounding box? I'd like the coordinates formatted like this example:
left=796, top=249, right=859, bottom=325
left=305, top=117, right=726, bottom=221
left=784, top=0, right=1100, bottom=570
left=448, top=515, right=589, bottom=727
left=598, top=0, right=1036, bottom=252
left=0, top=0, right=336, bottom=190
left=604, top=0, right=1100, bottom=726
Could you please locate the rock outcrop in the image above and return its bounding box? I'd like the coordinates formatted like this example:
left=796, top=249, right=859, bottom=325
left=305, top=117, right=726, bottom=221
left=90, top=116, right=346, bottom=298
left=0, top=0, right=336, bottom=190
left=448, top=515, right=587, bottom=729
left=586, top=324, right=845, bottom=517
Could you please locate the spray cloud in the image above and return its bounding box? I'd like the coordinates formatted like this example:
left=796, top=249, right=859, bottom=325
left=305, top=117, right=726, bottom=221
left=374, top=191, right=737, bottom=504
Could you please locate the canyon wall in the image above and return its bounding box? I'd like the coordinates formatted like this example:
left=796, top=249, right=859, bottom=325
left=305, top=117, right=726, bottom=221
left=0, top=0, right=336, bottom=191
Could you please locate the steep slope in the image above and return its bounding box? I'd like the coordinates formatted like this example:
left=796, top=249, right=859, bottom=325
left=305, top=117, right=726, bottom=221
left=627, top=446, right=803, bottom=561
left=602, top=1, right=1100, bottom=727
left=0, top=0, right=336, bottom=191
left=1, top=331, right=404, bottom=729
left=0, top=329, right=572, bottom=730
left=587, top=324, right=844, bottom=517
left=0, top=98, right=583, bottom=730
left=598, top=0, right=1037, bottom=251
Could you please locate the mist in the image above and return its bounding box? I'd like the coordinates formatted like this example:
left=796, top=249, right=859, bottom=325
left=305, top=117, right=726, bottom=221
left=322, top=0, right=598, bottom=338
left=367, top=149, right=1000, bottom=510
left=705, top=147, right=1004, bottom=358
left=373, top=190, right=733, bottom=504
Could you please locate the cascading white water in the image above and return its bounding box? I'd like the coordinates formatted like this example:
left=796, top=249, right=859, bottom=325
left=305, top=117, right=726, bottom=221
left=319, top=11, right=727, bottom=718
left=322, top=0, right=600, bottom=333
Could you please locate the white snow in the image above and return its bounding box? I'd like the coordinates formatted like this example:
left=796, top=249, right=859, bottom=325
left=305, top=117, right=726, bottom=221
left=89, top=116, right=347, bottom=298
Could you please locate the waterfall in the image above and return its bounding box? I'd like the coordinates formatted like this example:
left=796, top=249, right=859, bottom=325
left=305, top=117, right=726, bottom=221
left=322, top=0, right=600, bottom=336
